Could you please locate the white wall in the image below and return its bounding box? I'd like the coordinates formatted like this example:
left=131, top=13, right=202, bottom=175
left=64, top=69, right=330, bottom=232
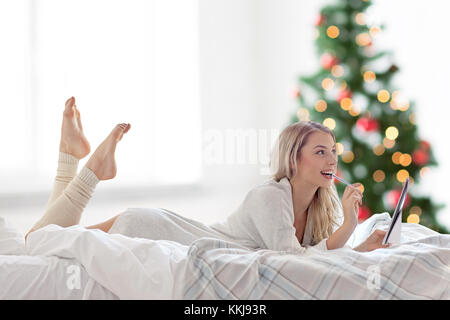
left=198, top=0, right=260, bottom=190
left=254, top=0, right=325, bottom=130
left=198, top=0, right=326, bottom=190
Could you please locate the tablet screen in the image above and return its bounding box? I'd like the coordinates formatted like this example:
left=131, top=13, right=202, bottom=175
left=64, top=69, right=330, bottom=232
left=383, top=178, right=410, bottom=244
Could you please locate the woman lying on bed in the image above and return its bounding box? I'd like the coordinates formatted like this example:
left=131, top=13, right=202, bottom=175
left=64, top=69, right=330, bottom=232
left=25, top=97, right=389, bottom=253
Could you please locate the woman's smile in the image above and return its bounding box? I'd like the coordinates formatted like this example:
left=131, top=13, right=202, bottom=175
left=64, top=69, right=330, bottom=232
left=321, top=172, right=333, bottom=180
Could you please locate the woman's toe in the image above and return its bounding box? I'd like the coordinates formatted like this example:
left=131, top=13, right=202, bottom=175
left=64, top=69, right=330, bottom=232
left=63, top=97, right=75, bottom=116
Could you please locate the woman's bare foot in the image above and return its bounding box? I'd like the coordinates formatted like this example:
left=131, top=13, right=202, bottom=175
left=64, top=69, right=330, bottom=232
left=60, top=97, right=91, bottom=159
left=85, top=123, right=131, bottom=180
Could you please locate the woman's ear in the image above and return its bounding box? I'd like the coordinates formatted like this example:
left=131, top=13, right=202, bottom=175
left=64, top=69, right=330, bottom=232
left=292, top=152, right=301, bottom=167
left=290, top=158, right=298, bottom=175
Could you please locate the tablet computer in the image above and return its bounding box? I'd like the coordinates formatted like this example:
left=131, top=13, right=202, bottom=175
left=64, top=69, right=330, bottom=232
left=382, top=177, right=410, bottom=245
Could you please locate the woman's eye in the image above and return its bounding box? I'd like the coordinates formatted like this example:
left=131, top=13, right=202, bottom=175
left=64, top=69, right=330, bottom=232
left=317, top=150, right=337, bottom=155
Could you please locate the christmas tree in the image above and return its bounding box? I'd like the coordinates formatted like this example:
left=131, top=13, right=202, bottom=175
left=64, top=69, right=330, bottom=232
left=292, top=0, right=448, bottom=233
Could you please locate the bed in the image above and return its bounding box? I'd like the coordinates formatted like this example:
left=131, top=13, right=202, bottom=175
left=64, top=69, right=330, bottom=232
left=1, top=212, right=449, bottom=299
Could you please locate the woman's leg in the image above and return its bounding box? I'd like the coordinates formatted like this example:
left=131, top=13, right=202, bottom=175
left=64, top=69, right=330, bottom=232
left=27, top=123, right=130, bottom=239
left=86, top=214, right=120, bottom=233
left=28, top=165, right=100, bottom=235
left=45, top=152, right=80, bottom=208
left=26, top=97, right=131, bottom=239
left=45, top=97, right=90, bottom=209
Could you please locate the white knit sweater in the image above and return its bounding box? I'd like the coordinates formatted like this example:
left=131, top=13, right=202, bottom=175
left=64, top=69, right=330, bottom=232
left=210, top=177, right=329, bottom=252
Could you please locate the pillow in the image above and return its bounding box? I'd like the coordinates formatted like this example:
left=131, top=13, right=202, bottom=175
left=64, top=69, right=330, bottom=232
left=345, top=212, right=391, bottom=248
left=345, top=212, right=440, bottom=248
left=0, top=216, right=26, bottom=255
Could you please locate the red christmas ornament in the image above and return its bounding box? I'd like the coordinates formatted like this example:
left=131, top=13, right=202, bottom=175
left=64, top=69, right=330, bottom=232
left=358, top=205, right=371, bottom=223
left=413, top=149, right=429, bottom=166
left=337, top=89, right=352, bottom=103
left=315, top=14, right=325, bottom=26
left=320, top=53, right=339, bottom=70
left=420, top=140, right=430, bottom=151
left=356, top=118, right=367, bottom=131
left=292, top=88, right=301, bottom=98
left=386, top=189, right=411, bottom=209
left=356, top=117, right=379, bottom=132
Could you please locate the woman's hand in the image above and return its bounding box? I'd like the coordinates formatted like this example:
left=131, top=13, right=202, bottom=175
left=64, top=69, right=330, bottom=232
left=341, top=183, right=363, bottom=228
left=355, top=229, right=391, bottom=252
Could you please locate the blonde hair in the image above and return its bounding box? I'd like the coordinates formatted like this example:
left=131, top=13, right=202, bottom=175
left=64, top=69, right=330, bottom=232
left=269, top=121, right=343, bottom=245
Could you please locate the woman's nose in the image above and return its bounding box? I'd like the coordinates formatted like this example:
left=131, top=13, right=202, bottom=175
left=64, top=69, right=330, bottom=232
left=328, top=154, right=337, bottom=164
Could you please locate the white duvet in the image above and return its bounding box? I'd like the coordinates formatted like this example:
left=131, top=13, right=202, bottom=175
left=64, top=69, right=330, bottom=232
left=0, top=217, right=117, bottom=299
left=1, top=214, right=449, bottom=299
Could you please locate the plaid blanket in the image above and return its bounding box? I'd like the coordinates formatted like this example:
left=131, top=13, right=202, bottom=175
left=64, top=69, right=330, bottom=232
left=184, top=234, right=450, bottom=299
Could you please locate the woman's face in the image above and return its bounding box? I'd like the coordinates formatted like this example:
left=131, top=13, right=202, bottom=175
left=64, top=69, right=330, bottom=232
left=295, top=131, right=338, bottom=188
